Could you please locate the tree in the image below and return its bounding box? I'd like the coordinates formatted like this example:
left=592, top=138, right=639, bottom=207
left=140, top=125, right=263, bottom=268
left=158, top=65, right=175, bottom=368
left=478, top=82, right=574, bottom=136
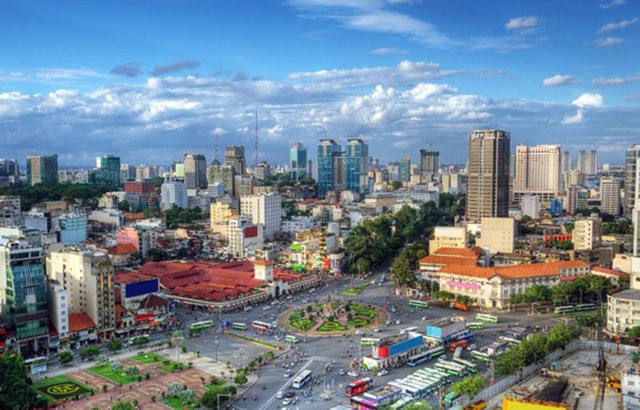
left=108, top=338, right=123, bottom=352
left=81, top=346, right=100, bottom=360
left=551, top=282, right=574, bottom=305
left=495, top=347, right=524, bottom=376
left=234, top=372, right=248, bottom=385
left=126, top=366, right=139, bottom=378
left=168, top=382, right=184, bottom=397
left=522, top=284, right=552, bottom=303
left=59, top=350, right=74, bottom=365
left=199, top=386, right=237, bottom=409
left=548, top=322, right=578, bottom=350
left=450, top=375, right=485, bottom=401
left=117, top=200, right=131, bottom=212
left=178, top=388, right=196, bottom=403
left=575, top=314, right=598, bottom=328
left=111, top=401, right=135, bottom=410
left=0, top=349, right=47, bottom=409
left=403, top=402, right=434, bottom=410
left=520, top=333, right=551, bottom=366
left=627, top=326, right=640, bottom=339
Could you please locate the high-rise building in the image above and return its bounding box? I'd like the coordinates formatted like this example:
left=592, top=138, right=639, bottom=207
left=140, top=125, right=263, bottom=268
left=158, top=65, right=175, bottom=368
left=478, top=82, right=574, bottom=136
left=160, top=177, right=188, bottom=210
left=345, top=139, right=368, bottom=195
left=0, top=227, right=49, bottom=355
left=0, top=159, right=19, bottom=186
left=184, top=153, right=207, bottom=190
left=234, top=175, right=256, bottom=197
left=399, top=157, right=411, bottom=182
left=419, top=150, right=439, bottom=182
left=58, top=214, right=88, bottom=245
left=27, top=154, right=58, bottom=186
left=513, top=145, right=562, bottom=203
left=255, top=161, right=271, bottom=180
left=466, top=130, right=510, bottom=222
left=209, top=160, right=236, bottom=197
left=95, top=155, right=121, bottom=187
left=577, top=150, right=598, bottom=175
left=567, top=185, right=578, bottom=215
left=565, top=169, right=585, bottom=188
left=135, top=164, right=158, bottom=181
left=47, top=248, right=116, bottom=337
left=225, top=146, right=246, bottom=176
left=573, top=217, right=602, bottom=250
left=120, top=164, right=136, bottom=183
left=290, top=143, right=307, bottom=181
left=600, top=177, right=621, bottom=216
left=0, top=196, right=22, bottom=228
left=317, top=139, right=340, bottom=196
left=624, top=145, right=640, bottom=215
left=240, top=193, right=282, bottom=240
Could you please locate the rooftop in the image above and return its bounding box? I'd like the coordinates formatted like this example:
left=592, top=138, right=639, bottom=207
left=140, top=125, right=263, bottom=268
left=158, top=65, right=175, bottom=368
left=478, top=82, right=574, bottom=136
left=610, top=288, right=640, bottom=301
left=440, top=260, right=589, bottom=280
left=68, top=312, right=96, bottom=333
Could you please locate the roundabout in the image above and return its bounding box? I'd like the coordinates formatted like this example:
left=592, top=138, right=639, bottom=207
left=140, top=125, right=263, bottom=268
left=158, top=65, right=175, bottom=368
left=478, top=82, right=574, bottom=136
left=280, top=294, right=388, bottom=336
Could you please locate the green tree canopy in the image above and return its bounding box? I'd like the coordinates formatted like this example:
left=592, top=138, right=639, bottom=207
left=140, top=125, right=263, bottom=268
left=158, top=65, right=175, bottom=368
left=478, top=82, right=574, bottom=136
left=450, top=375, right=485, bottom=400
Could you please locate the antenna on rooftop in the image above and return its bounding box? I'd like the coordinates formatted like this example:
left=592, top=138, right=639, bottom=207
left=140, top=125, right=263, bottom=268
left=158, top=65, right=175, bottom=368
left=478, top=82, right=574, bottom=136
left=254, top=107, right=259, bottom=168
left=214, top=128, right=219, bottom=163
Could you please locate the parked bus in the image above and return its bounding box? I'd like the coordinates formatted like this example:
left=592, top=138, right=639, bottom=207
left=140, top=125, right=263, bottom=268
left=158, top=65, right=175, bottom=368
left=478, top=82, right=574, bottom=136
left=284, top=335, right=299, bottom=344
left=426, top=345, right=445, bottom=358
left=475, top=313, right=498, bottom=323
left=470, top=350, right=492, bottom=362
left=408, top=300, right=430, bottom=309
left=423, top=368, right=452, bottom=383
left=435, top=362, right=467, bottom=377
left=252, top=320, right=274, bottom=332
left=408, top=351, right=431, bottom=367
left=391, top=396, right=415, bottom=409
left=190, top=320, right=214, bottom=332
left=454, top=333, right=475, bottom=343
left=231, top=322, right=248, bottom=330
left=467, top=322, right=484, bottom=330
left=24, top=356, right=47, bottom=374
left=388, top=381, right=421, bottom=400
left=360, top=337, right=380, bottom=346
left=345, top=377, right=373, bottom=397
left=350, top=395, right=381, bottom=409
left=292, top=370, right=313, bottom=389
left=453, top=358, right=478, bottom=373
left=449, top=339, right=469, bottom=352
left=445, top=391, right=461, bottom=407
left=400, top=326, right=419, bottom=334
left=575, top=303, right=596, bottom=312
left=554, top=305, right=575, bottom=314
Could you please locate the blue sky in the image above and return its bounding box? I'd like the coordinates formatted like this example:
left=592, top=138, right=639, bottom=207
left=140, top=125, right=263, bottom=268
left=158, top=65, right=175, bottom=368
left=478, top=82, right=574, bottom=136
left=1, top=0, right=638, bottom=167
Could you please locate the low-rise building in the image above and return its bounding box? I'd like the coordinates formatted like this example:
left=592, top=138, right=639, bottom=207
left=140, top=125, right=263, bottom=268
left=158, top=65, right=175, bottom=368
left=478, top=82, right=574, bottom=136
left=476, top=217, right=515, bottom=254
left=591, top=266, right=627, bottom=286
left=419, top=247, right=483, bottom=280
left=362, top=332, right=424, bottom=370
left=429, top=226, right=467, bottom=251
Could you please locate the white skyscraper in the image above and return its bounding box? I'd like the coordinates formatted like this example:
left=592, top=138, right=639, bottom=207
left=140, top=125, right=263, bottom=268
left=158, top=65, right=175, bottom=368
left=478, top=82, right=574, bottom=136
left=513, top=145, right=561, bottom=203
left=240, top=193, right=282, bottom=240
left=160, top=178, right=188, bottom=210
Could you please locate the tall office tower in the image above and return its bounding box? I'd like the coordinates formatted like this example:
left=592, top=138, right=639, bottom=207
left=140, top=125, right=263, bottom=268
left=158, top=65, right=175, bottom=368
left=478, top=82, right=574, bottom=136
left=560, top=151, right=570, bottom=192
left=225, top=146, right=246, bottom=176
left=600, top=177, right=621, bottom=216
left=399, top=157, right=411, bottom=182
left=135, top=164, right=158, bottom=181
left=47, top=248, right=116, bottom=337
left=419, top=149, right=439, bottom=182
left=513, top=145, right=562, bottom=203
left=209, top=160, right=236, bottom=197
left=0, top=228, right=49, bottom=355
left=345, top=139, right=369, bottom=195
left=567, top=185, right=578, bottom=214
left=95, top=155, right=121, bottom=187
left=26, top=154, right=58, bottom=186
left=120, top=164, right=137, bottom=183
left=624, top=145, right=640, bottom=215
left=290, top=143, right=307, bottom=181
left=254, top=161, right=271, bottom=180
left=0, top=196, right=22, bottom=228
left=184, top=153, right=207, bottom=189
left=0, top=159, right=19, bottom=186
left=466, top=130, right=510, bottom=222
left=240, top=193, right=282, bottom=240
left=160, top=177, right=188, bottom=210
left=234, top=175, right=256, bottom=197
left=317, top=139, right=341, bottom=196
left=577, top=150, right=598, bottom=175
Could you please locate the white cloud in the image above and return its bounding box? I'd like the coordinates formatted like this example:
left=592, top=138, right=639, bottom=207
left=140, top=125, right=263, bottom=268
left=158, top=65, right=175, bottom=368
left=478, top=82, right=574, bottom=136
left=212, top=127, right=227, bottom=135
left=561, top=110, right=584, bottom=125
left=595, top=37, right=624, bottom=47
left=369, top=47, right=407, bottom=55
left=543, top=75, right=578, bottom=87
left=598, top=17, right=639, bottom=32
left=600, top=0, right=626, bottom=9
left=593, top=75, right=640, bottom=85
left=505, top=16, right=539, bottom=31
left=572, top=93, right=603, bottom=108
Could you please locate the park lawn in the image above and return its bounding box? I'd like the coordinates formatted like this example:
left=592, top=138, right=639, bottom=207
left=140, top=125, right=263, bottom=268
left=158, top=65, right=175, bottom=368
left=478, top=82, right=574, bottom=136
left=131, top=352, right=166, bottom=364
left=163, top=395, right=195, bottom=410
left=205, top=379, right=227, bottom=389
left=88, top=364, right=140, bottom=385
left=158, top=361, right=188, bottom=373
left=33, top=374, right=95, bottom=404
left=341, top=284, right=368, bottom=295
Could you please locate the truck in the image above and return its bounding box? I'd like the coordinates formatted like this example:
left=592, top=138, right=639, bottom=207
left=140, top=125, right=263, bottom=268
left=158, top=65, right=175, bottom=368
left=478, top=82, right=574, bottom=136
left=464, top=400, right=487, bottom=410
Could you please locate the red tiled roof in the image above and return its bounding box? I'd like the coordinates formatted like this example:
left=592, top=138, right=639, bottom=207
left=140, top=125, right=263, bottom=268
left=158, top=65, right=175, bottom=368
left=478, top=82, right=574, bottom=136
left=107, top=243, right=139, bottom=255
left=140, top=294, right=168, bottom=309
left=591, top=266, right=627, bottom=277
left=432, top=247, right=484, bottom=257
left=420, top=255, right=478, bottom=266
left=115, top=271, right=154, bottom=285
left=440, top=260, right=589, bottom=280
left=68, top=313, right=96, bottom=333
left=124, top=212, right=145, bottom=220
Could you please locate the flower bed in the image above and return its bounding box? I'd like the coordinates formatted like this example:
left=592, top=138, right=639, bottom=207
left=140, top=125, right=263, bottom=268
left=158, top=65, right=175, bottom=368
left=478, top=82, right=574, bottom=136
left=317, top=321, right=347, bottom=332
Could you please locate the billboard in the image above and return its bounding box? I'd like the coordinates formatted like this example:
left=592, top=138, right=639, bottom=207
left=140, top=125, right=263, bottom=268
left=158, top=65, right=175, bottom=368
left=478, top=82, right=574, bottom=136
left=124, top=278, right=159, bottom=298
left=389, top=334, right=423, bottom=356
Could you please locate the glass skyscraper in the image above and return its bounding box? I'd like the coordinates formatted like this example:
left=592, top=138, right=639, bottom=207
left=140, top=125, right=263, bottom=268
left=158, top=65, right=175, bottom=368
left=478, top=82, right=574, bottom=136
left=345, top=139, right=368, bottom=195
left=290, top=143, right=307, bottom=181
left=317, top=139, right=340, bottom=196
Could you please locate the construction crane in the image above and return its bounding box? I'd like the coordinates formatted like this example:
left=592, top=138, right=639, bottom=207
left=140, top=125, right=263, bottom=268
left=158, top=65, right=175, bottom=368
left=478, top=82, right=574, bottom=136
left=594, top=291, right=607, bottom=410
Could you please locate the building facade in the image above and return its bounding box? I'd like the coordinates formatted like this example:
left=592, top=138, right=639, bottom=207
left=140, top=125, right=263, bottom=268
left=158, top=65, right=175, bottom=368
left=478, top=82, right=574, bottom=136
left=345, top=138, right=369, bottom=195
left=476, top=217, right=516, bottom=254
left=184, top=153, right=207, bottom=190
left=290, top=143, right=307, bottom=181
left=27, top=154, right=58, bottom=186
left=573, top=217, right=602, bottom=251
left=240, top=193, right=282, bottom=241
left=95, top=155, right=121, bottom=187
left=429, top=227, right=467, bottom=251
left=225, top=146, right=246, bottom=176
left=466, top=130, right=510, bottom=222
left=624, top=146, right=640, bottom=215
left=513, top=145, right=561, bottom=203
left=317, top=139, right=340, bottom=196
left=600, top=177, right=621, bottom=216
left=160, top=178, right=188, bottom=210
left=577, top=150, right=598, bottom=175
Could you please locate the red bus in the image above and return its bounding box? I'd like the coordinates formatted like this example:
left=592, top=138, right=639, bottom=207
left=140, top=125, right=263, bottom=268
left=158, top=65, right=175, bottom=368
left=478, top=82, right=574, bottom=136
left=449, top=339, right=468, bottom=352
left=345, top=377, right=373, bottom=397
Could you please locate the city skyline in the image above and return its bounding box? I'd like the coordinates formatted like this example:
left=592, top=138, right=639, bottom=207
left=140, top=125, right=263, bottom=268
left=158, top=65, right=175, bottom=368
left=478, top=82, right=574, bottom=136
left=1, top=1, right=638, bottom=166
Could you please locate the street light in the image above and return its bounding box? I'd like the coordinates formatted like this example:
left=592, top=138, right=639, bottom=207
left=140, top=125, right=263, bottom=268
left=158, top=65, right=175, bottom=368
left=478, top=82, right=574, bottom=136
left=217, top=393, right=231, bottom=410
left=214, top=337, right=218, bottom=362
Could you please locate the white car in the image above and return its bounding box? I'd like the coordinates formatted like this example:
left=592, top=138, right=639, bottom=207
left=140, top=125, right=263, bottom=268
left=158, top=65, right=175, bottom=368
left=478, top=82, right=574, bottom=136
left=284, top=369, right=292, bottom=378
left=468, top=344, right=477, bottom=351
left=376, top=369, right=389, bottom=376
left=395, top=319, right=401, bottom=325
left=421, top=316, right=428, bottom=321
left=339, top=369, right=346, bottom=375
left=348, top=371, right=359, bottom=377
left=276, top=390, right=285, bottom=399
left=282, top=398, right=293, bottom=405
left=373, top=328, right=380, bottom=333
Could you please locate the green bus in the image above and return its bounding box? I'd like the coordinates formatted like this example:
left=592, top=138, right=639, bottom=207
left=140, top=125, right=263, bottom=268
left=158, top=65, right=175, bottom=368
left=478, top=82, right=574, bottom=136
left=554, top=306, right=575, bottom=314
left=190, top=320, right=214, bottom=332
left=232, top=322, right=248, bottom=330
left=470, top=350, right=492, bottom=362
left=285, top=335, right=299, bottom=344
left=575, top=303, right=596, bottom=312
left=360, top=337, right=380, bottom=346
left=408, top=300, right=430, bottom=309
left=444, top=391, right=460, bottom=407
left=475, top=313, right=498, bottom=323
left=468, top=322, right=484, bottom=330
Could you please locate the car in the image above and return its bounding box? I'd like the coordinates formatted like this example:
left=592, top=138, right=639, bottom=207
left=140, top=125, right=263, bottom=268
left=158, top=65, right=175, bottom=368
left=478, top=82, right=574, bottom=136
left=468, top=344, right=477, bottom=351
left=284, top=392, right=295, bottom=398
left=373, top=328, right=380, bottom=333
left=276, top=390, right=285, bottom=399
left=438, top=355, right=448, bottom=361
left=391, top=307, right=397, bottom=313
left=355, top=330, right=363, bottom=335
left=385, top=320, right=392, bottom=325
left=282, top=398, right=293, bottom=405
left=339, top=369, right=346, bottom=375
left=395, top=319, right=401, bottom=325
left=348, top=371, right=359, bottom=377
left=376, top=369, right=389, bottom=376
left=263, top=305, right=272, bottom=311
left=421, top=316, right=428, bottom=321
left=284, top=369, right=292, bottom=378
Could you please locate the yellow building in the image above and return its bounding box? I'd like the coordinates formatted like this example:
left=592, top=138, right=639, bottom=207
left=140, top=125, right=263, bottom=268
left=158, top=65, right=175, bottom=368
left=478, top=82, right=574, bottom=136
left=503, top=397, right=568, bottom=410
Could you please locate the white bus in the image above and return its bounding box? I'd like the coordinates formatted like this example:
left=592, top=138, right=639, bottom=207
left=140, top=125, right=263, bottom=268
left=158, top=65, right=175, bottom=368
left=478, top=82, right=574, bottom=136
left=292, top=370, right=312, bottom=389
left=452, top=357, right=478, bottom=373
left=400, top=326, right=419, bottom=334
left=391, top=396, right=415, bottom=409
left=435, top=361, right=468, bottom=377
left=252, top=320, right=275, bottom=332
